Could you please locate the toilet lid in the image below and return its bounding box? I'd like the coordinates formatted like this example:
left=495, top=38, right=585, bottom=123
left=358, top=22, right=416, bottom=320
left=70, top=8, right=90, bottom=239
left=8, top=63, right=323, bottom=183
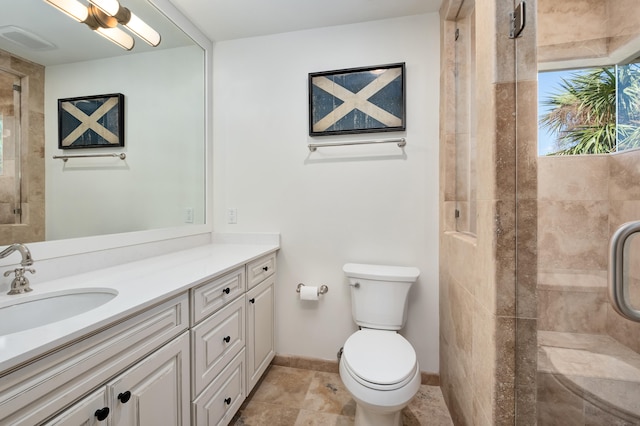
left=342, top=330, right=417, bottom=387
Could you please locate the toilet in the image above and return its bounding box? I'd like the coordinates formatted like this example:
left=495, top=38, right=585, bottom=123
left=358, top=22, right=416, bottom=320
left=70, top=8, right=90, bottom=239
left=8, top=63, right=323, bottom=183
left=339, top=263, right=421, bottom=426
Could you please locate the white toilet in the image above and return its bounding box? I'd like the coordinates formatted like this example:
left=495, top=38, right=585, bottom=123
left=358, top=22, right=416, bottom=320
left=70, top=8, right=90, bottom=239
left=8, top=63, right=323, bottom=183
left=339, top=263, right=421, bottom=426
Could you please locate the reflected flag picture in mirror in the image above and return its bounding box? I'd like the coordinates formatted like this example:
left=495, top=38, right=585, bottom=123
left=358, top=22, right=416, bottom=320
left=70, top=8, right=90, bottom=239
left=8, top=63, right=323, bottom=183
left=58, top=93, right=125, bottom=149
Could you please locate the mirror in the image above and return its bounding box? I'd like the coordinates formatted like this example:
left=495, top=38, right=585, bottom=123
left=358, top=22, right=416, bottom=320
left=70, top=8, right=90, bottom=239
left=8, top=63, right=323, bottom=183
left=0, top=0, right=207, bottom=246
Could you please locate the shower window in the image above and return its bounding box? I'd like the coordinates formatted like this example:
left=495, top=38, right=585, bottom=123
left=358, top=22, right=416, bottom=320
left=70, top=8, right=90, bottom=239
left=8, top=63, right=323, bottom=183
left=538, top=60, right=640, bottom=156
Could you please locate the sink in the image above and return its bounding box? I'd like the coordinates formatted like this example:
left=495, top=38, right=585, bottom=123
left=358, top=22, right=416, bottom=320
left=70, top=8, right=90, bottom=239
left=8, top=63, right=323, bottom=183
left=0, top=289, right=118, bottom=335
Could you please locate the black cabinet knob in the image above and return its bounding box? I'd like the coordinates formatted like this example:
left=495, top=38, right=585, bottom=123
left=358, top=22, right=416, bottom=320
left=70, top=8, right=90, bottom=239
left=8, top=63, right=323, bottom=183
left=118, top=391, right=132, bottom=404
left=222, top=287, right=230, bottom=294
left=262, top=266, right=269, bottom=271
left=224, top=397, right=232, bottom=405
left=94, top=407, right=110, bottom=421
left=249, top=298, right=255, bottom=304
left=223, top=336, right=231, bottom=343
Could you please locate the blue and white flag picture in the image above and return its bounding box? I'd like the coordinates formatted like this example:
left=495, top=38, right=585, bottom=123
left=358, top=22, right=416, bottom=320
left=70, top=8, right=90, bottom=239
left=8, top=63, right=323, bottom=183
left=309, top=63, right=405, bottom=136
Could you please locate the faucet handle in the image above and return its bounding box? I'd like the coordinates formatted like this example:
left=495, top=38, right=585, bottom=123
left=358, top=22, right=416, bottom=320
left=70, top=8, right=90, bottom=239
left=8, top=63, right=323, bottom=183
left=4, top=267, right=35, bottom=295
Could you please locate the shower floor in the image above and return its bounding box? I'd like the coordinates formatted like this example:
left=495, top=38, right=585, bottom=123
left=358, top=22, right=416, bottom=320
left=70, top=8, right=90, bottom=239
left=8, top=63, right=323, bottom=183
left=538, top=330, right=640, bottom=425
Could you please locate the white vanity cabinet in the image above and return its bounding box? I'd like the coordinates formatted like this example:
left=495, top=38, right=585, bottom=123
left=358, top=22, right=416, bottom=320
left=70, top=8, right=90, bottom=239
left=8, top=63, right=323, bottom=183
left=0, top=247, right=278, bottom=426
left=190, top=253, right=276, bottom=424
left=44, top=332, right=190, bottom=426
left=0, top=294, right=189, bottom=426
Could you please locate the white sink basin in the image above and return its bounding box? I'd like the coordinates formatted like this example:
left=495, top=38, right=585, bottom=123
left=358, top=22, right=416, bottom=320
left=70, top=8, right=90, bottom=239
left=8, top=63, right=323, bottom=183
left=0, top=289, right=118, bottom=335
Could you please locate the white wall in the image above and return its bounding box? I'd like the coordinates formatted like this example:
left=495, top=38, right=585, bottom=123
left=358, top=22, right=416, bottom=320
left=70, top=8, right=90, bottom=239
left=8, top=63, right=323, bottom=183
left=45, top=46, right=205, bottom=241
left=213, top=14, right=440, bottom=372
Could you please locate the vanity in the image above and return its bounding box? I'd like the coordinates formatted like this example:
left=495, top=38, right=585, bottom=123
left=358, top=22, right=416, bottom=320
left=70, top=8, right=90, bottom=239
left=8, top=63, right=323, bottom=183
left=0, top=240, right=278, bottom=425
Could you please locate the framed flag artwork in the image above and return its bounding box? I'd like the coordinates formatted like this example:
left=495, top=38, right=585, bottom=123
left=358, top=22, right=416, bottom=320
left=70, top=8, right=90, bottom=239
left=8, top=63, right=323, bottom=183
left=58, top=93, right=125, bottom=149
left=308, top=63, right=405, bottom=137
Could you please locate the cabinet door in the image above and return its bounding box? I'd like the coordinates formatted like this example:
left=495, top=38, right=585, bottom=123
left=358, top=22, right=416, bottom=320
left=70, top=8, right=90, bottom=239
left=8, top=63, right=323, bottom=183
left=42, top=389, right=110, bottom=426
left=107, top=332, right=190, bottom=426
left=246, top=275, right=275, bottom=393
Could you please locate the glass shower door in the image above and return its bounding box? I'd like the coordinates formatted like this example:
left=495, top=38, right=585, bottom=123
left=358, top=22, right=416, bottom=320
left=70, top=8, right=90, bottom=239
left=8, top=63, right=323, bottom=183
left=532, top=1, right=640, bottom=424
left=0, top=69, right=22, bottom=225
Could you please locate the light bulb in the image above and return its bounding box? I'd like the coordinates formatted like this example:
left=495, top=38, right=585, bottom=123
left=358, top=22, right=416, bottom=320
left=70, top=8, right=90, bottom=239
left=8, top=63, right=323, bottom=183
left=43, top=0, right=89, bottom=23
left=124, top=11, right=161, bottom=47
left=94, top=27, right=134, bottom=50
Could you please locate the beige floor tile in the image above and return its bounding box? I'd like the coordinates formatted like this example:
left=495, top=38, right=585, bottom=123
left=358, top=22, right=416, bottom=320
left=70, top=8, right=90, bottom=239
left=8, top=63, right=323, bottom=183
left=230, top=401, right=300, bottom=425
left=236, top=366, right=453, bottom=425
left=250, top=365, right=316, bottom=408
left=294, top=410, right=354, bottom=426
left=403, top=385, right=455, bottom=425
left=302, top=371, right=356, bottom=417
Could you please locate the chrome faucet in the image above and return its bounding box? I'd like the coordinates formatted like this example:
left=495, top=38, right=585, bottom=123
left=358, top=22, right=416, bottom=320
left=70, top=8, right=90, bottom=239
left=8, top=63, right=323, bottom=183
left=1, top=243, right=36, bottom=295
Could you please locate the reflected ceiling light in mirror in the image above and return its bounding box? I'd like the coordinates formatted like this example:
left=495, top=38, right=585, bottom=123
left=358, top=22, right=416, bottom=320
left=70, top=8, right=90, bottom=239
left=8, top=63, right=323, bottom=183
left=89, top=0, right=161, bottom=47
left=42, top=0, right=160, bottom=50
left=43, top=0, right=89, bottom=22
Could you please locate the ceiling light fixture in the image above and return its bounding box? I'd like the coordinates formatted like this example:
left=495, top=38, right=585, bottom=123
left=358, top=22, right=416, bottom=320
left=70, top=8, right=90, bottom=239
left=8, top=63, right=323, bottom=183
left=42, top=0, right=161, bottom=51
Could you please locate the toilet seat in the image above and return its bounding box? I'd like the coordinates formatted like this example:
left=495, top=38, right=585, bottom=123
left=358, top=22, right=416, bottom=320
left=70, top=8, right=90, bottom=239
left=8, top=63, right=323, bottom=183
left=342, top=329, right=417, bottom=391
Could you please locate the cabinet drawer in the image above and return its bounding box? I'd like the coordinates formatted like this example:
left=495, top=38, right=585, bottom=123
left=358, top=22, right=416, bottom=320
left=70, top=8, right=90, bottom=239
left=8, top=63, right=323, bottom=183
left=191, top=267, right=245, bottom=324
left=192, top=349, right=245, bottom=426
left=191, top=297, right=245, bottom=397
left=246, top=253, right=276, bottom=289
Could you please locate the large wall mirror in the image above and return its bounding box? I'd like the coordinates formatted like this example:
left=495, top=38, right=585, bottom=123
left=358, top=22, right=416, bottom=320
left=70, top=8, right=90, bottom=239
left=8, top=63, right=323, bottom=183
left=0, top=0, right=211, bottom=257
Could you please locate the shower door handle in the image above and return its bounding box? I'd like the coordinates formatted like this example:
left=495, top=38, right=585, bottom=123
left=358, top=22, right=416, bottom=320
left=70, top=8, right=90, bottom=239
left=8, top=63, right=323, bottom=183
left=609, top=220, right=640, bottom=323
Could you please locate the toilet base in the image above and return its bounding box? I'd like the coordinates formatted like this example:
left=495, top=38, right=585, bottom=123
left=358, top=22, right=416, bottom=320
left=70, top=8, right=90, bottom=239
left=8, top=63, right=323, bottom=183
left=354, top=404, right=403, bottom=426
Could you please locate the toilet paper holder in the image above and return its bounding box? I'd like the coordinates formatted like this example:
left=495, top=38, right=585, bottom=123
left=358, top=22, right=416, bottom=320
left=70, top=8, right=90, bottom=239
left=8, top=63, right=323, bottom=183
left=296, top=283, right=329, bottom=296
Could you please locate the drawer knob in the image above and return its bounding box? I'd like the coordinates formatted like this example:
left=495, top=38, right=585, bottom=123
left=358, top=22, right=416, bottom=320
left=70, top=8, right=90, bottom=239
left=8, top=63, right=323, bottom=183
left=94, top=407, right=110, bottom=421
left=262, top=266, right=269, bottom=271
left=118, top=391, right=132, bottom=404
left=249, top=298, right=255, bottom=304
left=222, top=287, right=231, bottom=295
left=224, top=397, right=232, bottom=405
left=223, top=336, right=231, bottom=343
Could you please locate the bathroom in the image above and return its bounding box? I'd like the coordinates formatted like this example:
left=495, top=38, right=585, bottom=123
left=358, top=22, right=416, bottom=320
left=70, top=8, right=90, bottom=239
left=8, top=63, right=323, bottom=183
left=1, top=0, right=639, bottom=424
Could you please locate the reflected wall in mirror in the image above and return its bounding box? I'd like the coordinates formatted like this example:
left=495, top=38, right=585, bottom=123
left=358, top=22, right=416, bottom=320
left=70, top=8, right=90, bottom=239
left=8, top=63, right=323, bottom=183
left=0, top=0, right=206, bottom=245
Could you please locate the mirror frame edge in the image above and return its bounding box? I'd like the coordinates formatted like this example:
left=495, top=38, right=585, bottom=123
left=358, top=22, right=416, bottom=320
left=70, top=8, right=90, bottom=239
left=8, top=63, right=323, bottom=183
left=0, top=0, right=214, bottom=266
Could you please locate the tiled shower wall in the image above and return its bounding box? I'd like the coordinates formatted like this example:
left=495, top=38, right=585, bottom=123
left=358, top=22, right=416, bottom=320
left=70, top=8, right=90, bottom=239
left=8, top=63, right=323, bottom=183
left=538, top=0, right=640, bottom=65
left=538, top=151, right=640, bottom=353
left=0, top=49, right=45, bottom=244
left=439, top=0, right=538, bottom=424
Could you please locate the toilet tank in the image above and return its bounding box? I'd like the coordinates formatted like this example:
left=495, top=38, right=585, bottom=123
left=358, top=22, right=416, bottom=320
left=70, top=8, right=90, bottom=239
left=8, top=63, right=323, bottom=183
left=343, top=263, right=420, bottom=330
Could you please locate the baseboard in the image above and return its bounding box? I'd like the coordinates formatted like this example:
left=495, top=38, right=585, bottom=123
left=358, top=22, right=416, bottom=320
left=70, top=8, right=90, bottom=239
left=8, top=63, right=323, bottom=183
left=273, top=354, right=440, bottom=385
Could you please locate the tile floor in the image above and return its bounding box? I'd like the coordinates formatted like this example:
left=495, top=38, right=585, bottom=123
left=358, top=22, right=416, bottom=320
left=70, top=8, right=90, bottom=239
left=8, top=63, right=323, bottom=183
left=230, top=365, right=454, bottom=425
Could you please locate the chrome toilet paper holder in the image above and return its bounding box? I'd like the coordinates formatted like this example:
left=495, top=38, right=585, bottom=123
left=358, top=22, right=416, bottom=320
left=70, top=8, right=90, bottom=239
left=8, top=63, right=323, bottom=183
left=296, top=283, right=329, bottom=296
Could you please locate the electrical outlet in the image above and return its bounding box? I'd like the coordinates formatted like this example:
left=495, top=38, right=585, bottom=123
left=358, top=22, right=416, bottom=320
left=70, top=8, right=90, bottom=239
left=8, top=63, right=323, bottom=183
left=185, top=208, right=194, bottom=223
left=227, top=208, right=237, bottom=224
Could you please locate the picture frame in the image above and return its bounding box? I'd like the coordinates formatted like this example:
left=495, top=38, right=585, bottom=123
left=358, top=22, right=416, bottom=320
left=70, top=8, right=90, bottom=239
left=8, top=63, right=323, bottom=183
left=58, top=93, right=125, bottom=149
left=308, top=62, right=405, bottom=137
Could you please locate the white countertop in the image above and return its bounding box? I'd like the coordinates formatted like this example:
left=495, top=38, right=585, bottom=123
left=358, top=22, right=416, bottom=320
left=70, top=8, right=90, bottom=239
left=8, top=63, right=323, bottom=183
left=0, top=241, right=279, bottom=374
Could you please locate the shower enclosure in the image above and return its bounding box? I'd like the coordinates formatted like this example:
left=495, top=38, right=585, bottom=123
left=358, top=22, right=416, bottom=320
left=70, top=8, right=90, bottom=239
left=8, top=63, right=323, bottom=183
left=524, top=0, right=640, bottom=424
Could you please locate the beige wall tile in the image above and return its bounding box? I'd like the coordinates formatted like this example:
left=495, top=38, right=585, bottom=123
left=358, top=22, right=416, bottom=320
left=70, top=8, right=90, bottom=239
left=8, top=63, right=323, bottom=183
left=538, top=289, right=608, bottom=333
left=538, top=200, right=609, bottom=270
left=538, top=155, right=609, bottom=201
left=609, top=150, right=640, bottom=201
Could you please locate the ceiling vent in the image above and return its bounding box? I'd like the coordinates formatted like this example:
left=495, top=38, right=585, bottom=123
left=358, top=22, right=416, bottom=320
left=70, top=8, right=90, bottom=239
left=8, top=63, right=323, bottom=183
left=0, top=26, right=57, bottom=51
